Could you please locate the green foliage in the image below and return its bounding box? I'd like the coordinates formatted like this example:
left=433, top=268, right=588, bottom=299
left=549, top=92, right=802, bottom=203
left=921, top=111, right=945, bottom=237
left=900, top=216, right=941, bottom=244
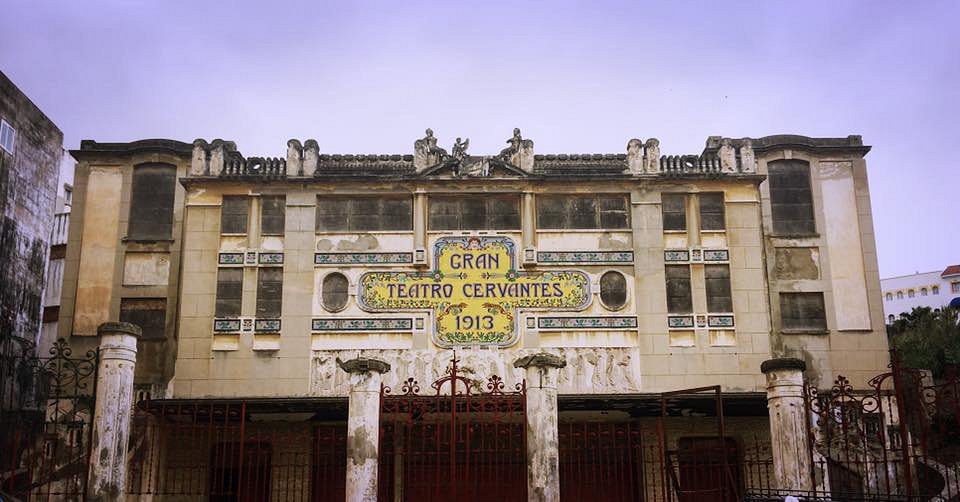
left=889, top=306, right=960, bottom=377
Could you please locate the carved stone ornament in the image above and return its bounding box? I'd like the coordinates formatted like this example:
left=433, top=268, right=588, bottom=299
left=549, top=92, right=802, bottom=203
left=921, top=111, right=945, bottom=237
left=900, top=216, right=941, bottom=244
left=513, top=352, right=567, bottom=369
left=336, top=356, right=391, bottom=374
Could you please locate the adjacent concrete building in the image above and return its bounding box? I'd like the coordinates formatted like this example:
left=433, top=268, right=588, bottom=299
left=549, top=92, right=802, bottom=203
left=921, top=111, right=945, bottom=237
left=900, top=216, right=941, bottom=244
left=54, top=130, right=891, bottom=500
left=881, top=265, right=960, bottom=323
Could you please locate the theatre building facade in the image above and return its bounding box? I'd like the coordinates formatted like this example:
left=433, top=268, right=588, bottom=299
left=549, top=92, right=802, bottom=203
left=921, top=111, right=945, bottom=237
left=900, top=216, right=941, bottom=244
left=9, top=130, right=957, bottom=501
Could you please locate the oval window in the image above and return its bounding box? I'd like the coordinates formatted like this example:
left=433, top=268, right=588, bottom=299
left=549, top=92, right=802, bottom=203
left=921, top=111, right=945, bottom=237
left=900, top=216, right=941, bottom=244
left=322, top=273, right=349, bottom=311
left=599, top=271, right=627, bottom=310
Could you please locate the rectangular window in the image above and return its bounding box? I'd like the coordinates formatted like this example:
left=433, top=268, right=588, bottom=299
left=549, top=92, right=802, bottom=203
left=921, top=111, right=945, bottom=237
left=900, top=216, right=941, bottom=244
left=768, top=160, right=816, bottom=235
left=215, top=268, right=243, bottom=318
left=316, top=196, right=412, bottom=231
left=260, top=196, right=286, bottom=235
left=661, top=194, right=687, bottom=231
left=430, top=195, right=521, bottom=230
left=221, top=196, right=250, bottom=234
left=256, top=268, right=283, bottom=318
left=952, top=282, right=960, bottom=294
left=699, top=193, right=726, bottom=231
left=780, top=292, right=827, bottom=331
left=0, top=119, right=15, bottom=154
left=705, top=265, right=733, bottom=312
left=128, top=164, right=177, bottom=240
left=536, top=194, right=629, bottom=230
left=119, top=298, right=166, bottom=340
left=665, top=265, right=693, bottom=314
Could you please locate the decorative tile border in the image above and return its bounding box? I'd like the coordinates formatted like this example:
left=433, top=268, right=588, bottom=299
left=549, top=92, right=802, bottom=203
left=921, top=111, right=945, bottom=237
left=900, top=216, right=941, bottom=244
left=537, top=316, right=637, bottom=330
left=703, top=249, right=730, bottom=262
left=707, top=315, right=735, bottom=328
left=314, top=252, right=413, bottom=266
left=218, top=253, right=245, bottom=265
left=311, top=317, right=413, bottom=332
left=259, top=252, right=284, bottom=265
left=255, top=319, right=281, bottom=332
left=667, top=315, right=694, bottom=328
left=213, top=318, right=241, bottom=332
left=536, top=251, right=634, bottom=264
left=664, top=250, right=690, bottom=262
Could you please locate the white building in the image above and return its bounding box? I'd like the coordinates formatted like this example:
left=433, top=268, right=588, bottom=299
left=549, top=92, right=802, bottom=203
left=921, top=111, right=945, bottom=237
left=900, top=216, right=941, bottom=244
left=881, top=264, right=960, bottom=323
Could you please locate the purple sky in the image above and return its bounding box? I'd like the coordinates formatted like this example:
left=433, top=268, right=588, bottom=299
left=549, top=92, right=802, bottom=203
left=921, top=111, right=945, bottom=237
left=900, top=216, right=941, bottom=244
left=2, top=0, right=957, bottom=277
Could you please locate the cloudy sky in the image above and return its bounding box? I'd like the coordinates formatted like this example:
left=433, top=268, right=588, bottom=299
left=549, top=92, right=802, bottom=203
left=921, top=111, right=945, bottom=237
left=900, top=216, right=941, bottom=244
left=1, top=0, right=957, bottom=277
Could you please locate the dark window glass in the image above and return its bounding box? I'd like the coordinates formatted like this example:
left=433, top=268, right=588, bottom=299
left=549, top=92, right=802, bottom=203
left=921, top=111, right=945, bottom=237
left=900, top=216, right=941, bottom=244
left=536, top=194, right=630, bottom=229
left=779, top=292, right=827, bottom=331
left=260, top=196, right=286, bottom=235
left=221, top=196, right=250, bottom=234
left=215, top=268, right=243, bottom=317
left=322, top=273, right=349, bottom=311
left=128, top=164, right=176, bottom=240
left=661, top=194, right=687, bottom=231
left=429, top=195, right=521, bottom=230
left=600, top=271, right=628, bottom=310
left=256, top=267, right=283, bottom=318
left=699, top=193, right=726, bottom=231
left=705, top=265, right=733, bottom=312
left=119, top=298, right=166, bottom=340
left=665, top=265, right=692, bottom=314
left=768, top=160, right=816, bottom=235
left=316, top=196, right=412, bottom=231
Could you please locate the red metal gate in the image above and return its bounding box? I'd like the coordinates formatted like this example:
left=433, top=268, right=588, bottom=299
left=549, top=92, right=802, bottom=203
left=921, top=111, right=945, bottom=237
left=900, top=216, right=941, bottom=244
left=559, top=421, right=647, bottom=501
left=378, top=356, right=527, bottom=501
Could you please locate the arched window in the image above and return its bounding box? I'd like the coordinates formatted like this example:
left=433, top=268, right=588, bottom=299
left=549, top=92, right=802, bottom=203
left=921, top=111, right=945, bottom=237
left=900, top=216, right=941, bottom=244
left=908, top=290, right=915, bottom=298
left=921, top=288, right=928, bottom=296
left=933, top=286, right=940, bottom=295
left=128, top=164, right=176, bottom=240
left=322, top=273, right=349, bottom=312
left=887, top=314, right=895, bottom=324
left=885, top=293, right=893, bottom=301
left=599, top=271, right=628, bottom=310
left=896, top=291, right=904, bottom=299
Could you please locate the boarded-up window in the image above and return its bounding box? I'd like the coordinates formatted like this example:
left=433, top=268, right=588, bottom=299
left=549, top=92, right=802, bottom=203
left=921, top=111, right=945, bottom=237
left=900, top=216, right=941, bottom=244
left=780, top=292, right=827, bottom=331
left=128, top=164, right=176, bottom=240
left=322, top=273, right=349, bottom=311
left=221, top=196, right=250, bottom=234
left=256, top=268, right=283, bottom=318
left=705, top=265, right=733, bottom=312
left=661, top=194, right=686, bottom=231
left=768, top=160, right=816, bottom=235
left=536, top=194, right=629, bottom=229
left=665, top=265, right=692, bottom=314
left=119, top=298, right=166, bottom=340
left=600, top=271, right=628, bottom=310
left=699, top=193, right=726, bottom=231
left=430, top=195, right=521, bottom=230
left=260, top=196, right=285, bottom=235
left=215, top=268, right=243, bottom=317
left=316, top=196, right=412, bottom=231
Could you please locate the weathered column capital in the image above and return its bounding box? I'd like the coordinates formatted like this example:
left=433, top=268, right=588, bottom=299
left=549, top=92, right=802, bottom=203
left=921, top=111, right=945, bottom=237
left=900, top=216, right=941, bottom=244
left=337, top=356, right=391, bottom=375
left=513, top=352, right=566, bottom=370
left=97, top=321, right=142, bottom=339
left=760, top=357, right=806, bottom=374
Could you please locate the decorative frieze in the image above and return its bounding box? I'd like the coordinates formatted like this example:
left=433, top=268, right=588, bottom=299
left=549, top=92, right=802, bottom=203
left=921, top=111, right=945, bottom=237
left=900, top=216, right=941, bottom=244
left=258, top=252, right=284, bottom=265
left=703, top=249, right=730, bottom=262
left=314, top=252, right=413, bottom=266
left=536, top=251, right=634, bottom=264
left=536, top=316, right=637, bottom=330
left=312, top=317, right=413, bottom=332
left=667, top=315, right=694, bottom=328
left=218, top=252, right=244, bottom=265
left=213, top=318, right=241, bottom=332
left=255, top=319, right=281, bottom=332
left=664, top=250, right=690, bottom=262
left=707, top=315, right=735, bottom=328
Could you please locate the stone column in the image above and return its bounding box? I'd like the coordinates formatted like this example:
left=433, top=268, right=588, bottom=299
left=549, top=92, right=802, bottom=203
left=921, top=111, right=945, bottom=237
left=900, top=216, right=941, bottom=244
left=87, top=321, right=141, bottom=501
left=761, top=358, right=814, bottom=494
left=514, top=353, right=566, bottom=502
left=338, top=357, right=391, bottom=502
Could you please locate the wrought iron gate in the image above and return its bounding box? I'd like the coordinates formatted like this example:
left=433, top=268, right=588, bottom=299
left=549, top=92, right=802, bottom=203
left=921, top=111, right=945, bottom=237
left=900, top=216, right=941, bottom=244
left=378, top=356, right=527, bottom=501
left=0, top=337, right=99, bottom=501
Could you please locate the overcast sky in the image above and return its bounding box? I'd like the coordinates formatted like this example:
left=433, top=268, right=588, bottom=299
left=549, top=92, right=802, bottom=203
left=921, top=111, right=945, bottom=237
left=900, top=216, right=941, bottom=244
left=1, top=0, right=957, bottom=277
